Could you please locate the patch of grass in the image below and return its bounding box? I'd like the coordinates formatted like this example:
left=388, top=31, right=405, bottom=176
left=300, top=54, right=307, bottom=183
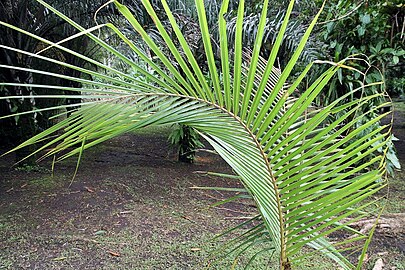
left=0, top=217, right=37, bottom=269
left=393, top=101, right=405, bottom=112
left=15, top=164, right=51, bottom=173
left=102, top=178, right=138, bottom=198
left=386, top=168, right=405, bottom=213
left=365, top=248, right=405, bottom=270
left=28, top=175, right=63, bottom=190
left=131, top=124, right=173, bottom=137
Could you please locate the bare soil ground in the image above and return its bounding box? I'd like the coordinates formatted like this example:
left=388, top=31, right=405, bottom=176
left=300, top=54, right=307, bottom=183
left=0, top=103, right=404, bottom=270
left=0, top=127, right=259, bottom=270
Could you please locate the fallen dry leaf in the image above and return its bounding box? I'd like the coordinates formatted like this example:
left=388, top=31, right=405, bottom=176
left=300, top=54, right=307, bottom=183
left=94, top=230, right=107, bottom=236
left=181, top=215, right=194, bottom=222
left=372, top=258, right=384, bottom=270
left=52, top=256, right=67, bottom=261
left=108, top=250, right=120, bottom=257
left=84, top=186, right=95, bottom=193
left=119, top=211, right=133, bottom=214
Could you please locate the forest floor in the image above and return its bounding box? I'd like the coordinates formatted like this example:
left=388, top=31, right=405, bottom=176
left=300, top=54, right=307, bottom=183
left=0, top=102, right=404, bottom=270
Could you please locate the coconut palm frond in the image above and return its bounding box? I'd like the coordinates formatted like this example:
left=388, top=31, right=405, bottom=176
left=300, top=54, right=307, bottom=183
left=0, top=0, right=391, bottom=269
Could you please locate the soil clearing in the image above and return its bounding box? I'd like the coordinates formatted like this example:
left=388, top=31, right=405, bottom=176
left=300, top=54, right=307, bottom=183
left=0, top=102, right=404, bottom=269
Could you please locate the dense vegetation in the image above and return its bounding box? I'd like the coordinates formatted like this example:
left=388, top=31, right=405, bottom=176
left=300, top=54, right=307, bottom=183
left=1, top=0, right=403, bottom=166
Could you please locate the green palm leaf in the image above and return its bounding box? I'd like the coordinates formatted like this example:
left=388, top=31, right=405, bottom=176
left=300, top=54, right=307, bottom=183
left=0, top=0, right=391, bottom=269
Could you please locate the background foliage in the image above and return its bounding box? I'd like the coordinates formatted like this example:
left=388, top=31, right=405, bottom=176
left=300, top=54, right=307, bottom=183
left=1, top=0, right=402, bottom=167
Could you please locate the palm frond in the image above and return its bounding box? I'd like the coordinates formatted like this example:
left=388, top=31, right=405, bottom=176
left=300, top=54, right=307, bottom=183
left=0, top=0, right=391, bottom=269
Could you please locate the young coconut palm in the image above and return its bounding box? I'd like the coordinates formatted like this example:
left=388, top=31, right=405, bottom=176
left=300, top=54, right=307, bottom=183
left=0, top=0, right=391, bottom=269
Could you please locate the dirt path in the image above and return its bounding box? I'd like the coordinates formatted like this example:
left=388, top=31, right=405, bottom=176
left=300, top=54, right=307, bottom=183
left=0, top=129, right=257, bottom=269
